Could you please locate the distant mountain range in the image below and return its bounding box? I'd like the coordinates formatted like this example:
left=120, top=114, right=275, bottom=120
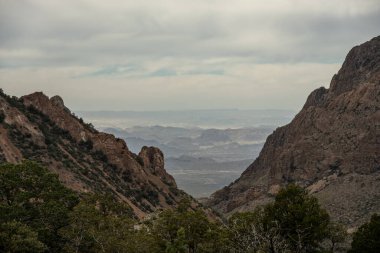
left=76, top=109, right=295, bottom=129
left=75, top=109, right=295, bottom=198
left=102, top=125, right=273, bottom=161
left=102, top=125, right=275, bottom=197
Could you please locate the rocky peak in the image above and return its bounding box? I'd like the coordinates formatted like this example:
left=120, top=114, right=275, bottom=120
left=330, top=36, right=380, bottom=96
left=138, top=146, right=177, bottom=187
left=22, top=92, right=88, bottom=141
left=304, top=36, right=380, bottom=110
left=50, top=95, right=69, bottom=112
left=207, top=36, right=380, bottom=227
left=139, top=146, right=164, bottom=170
left=22, top=92, right=50, bottom=108
left=0, top=90, right=195, bottom=219
left=302, top=87, right=328, bottom=109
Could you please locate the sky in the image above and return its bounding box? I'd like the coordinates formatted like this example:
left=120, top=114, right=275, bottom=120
left=0, top=0, right=379, bottom=111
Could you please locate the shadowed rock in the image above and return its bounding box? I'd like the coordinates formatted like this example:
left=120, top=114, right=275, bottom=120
left=207, top=36, right=380, bottom=228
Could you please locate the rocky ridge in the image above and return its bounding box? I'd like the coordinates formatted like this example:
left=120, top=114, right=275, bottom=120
left=0, top=91, right=199, bottom=219
left=207, top=36, right=380, bottom=227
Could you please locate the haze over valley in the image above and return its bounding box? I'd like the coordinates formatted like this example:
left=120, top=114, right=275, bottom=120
left=77, top=109, right=295, bottom=197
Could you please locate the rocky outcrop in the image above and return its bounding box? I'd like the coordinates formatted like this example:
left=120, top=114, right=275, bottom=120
left=0, top=90, right=199, bottom=219
left=138, top=146, right=177, bottom=187
left=207, top=36, right=380, bottom=227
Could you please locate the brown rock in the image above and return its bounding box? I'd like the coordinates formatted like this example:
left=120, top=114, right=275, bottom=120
left=207, top=36, right=380, bottom=227
left=0, top=90, right=198, bottom=219
left=138, top=146, right=177, bottom=187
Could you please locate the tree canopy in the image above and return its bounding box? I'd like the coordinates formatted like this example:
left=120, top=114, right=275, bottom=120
left=0, top=161, right=79, bottom=251
left=264, top=184, right=330, bottom=252
left=0, top=162, right=354, bottom=253
left=349, top=213, right=380, bottom=253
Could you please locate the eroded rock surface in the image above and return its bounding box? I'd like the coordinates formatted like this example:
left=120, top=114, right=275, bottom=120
left=207, top=36, right=380, bottom=228
left=0, top=90, right=199, bottom=219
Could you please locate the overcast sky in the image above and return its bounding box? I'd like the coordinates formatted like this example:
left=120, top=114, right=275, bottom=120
left=0, top=0, right=379, bottom=111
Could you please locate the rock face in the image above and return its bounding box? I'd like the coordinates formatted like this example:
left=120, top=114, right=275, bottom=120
left=207, top=36, right=380, bottom=227
left=0, top=91, right=197, bottom=219
left=138, top=146, right=176, bottom=185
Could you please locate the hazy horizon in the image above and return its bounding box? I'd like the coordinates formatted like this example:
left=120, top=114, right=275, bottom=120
left=75, top=108, right=295, bottom=113
left=76, top=109, right=295, bottom=129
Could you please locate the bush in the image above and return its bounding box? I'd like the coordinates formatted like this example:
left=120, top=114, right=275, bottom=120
left=0, top=161, right=79, bottom=251
left=349, top=213, right=380, bottom=253
left=0, top=221, right=46, bottom=253
left=266, top=184, right=330, bottom=252
left=92, top=149, right=108, bottom=163
left=79, top=139, right=93, bottom=150
left=228, top=184, right=333, bottom=253
left=0, top=111, right=5, bottom=123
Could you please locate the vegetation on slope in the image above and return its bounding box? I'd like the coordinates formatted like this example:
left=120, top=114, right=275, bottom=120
left=0, top=89, right=184, bottom=215
left=2, top=161, right=376, bottom=252
left=349, top=214, right=380, bottom=253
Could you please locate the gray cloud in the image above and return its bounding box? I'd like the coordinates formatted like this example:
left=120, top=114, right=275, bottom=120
left=0, top=0, right=379, bottom=110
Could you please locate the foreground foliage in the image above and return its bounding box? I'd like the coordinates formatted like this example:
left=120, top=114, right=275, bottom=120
left=265, top=185, right=330, bottom=252
left=151, top=199, right=230, bottom=253
left=349, top=213, right=380, bottom=253
left=228, top=185, right=333, bottom=253
left=0, top=161, right=365, bottom=252
left=0, top=161, right=78, bottom=251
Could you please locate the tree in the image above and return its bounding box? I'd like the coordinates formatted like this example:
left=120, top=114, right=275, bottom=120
left=226, top=185, right=336, bottom=253
left=0, top=221, right=46, bottom=253
left=228, top=211, right=262, bottom=253
left=60, top=194, right=139, bottom=253
left=0, top=161, right=79, bottom=251
left=151, top=198, right=226, bottom=253
left=228, top=208, right=290, bottom=253
left=264, top=184, right=330, bottom=253
left=326, top=222, right=347, bottom=253
left=165, top=227, right=187, bottom=253
left=0, top=111, right=5, bottom=123
left=0, top=161, right=162, bottom=253
left=349, top=213, right=380, bottom=253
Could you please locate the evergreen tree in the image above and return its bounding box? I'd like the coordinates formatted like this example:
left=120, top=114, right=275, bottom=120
left=0, top=221, right=46, bottom=253
left=264, top=184, right=330, bottom=252
left=60, top=194, right=139, bottom=253
left=152, top=198, right=226, bottom=253
left=326, top=222, right=347, bottom=253
left=0, top=161, right=79, bottom=251
left=349, top=213, right=380, bottom=253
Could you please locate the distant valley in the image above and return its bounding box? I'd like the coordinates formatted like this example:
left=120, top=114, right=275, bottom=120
left=77, top=110, right=295, bottom=197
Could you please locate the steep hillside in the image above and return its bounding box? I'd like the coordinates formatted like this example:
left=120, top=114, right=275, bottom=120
left=0, top=91, right=199, bottom=219
left=207, top=36, right=380, bottom=227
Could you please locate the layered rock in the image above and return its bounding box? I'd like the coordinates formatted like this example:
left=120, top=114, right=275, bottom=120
left=0, top=91, right=197, bottom=219
left=207, top=36, right=380, bottom=227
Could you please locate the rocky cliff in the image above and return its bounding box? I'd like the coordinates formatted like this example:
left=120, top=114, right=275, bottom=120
left=0, top=91, right=198, bottom=219
left=207, top=36, right=380, bottom=227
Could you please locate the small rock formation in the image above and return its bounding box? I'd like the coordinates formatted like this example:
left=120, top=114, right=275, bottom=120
left=207, top=36, right=380, bottom=228
left=138, top=146, right=177, bottom=187
left=50, top=95, right=67, bottom=111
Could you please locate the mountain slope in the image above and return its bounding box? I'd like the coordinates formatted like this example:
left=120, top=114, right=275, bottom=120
left=0, top=91, right=198, bottom=219
left=207, top=36, right=380, bottom=227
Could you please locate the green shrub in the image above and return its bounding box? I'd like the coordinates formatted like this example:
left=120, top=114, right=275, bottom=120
left=0, top=111, right=5, bottom=123
left=349, top=214, right=380, bottom=253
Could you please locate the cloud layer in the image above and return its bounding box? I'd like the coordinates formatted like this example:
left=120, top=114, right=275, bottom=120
left=1, top=0, right=379, bottom=110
